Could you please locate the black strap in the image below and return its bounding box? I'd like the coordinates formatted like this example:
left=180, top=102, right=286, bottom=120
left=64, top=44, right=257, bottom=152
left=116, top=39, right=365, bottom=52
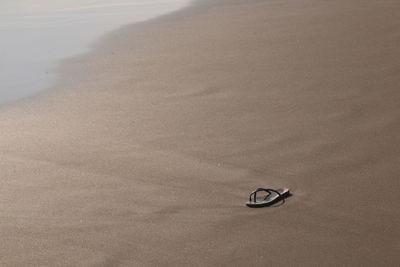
left=249, top=188, right=281, bottom=203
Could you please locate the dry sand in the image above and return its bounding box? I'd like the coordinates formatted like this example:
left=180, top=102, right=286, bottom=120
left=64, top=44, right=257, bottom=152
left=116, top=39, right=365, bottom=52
left=1, top=0, right=400, bottom=265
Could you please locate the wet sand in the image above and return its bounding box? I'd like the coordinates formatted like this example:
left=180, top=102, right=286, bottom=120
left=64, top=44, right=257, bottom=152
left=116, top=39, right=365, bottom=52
left=1, top=0, right=400, bottom=265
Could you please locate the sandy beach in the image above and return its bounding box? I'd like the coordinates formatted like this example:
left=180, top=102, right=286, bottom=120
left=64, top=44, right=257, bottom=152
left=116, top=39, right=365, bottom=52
left=1, top=0, right=400, bottom=265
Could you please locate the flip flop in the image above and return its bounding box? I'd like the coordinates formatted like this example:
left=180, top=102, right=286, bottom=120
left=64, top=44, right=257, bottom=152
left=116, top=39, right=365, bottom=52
left=246, top=188, right=290, bottom=207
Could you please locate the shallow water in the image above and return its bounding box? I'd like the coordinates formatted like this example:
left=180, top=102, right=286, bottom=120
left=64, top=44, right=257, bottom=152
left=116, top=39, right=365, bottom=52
left=0, top=0, right=189, bottom=104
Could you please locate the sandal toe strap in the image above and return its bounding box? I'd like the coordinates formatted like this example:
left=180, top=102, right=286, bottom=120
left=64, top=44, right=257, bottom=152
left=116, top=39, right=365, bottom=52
left=249, top=188, right=281, bottom=202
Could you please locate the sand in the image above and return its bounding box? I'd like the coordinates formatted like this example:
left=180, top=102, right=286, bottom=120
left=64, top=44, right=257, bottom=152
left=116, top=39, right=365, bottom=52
left=1, top=0, right=399, bottom=265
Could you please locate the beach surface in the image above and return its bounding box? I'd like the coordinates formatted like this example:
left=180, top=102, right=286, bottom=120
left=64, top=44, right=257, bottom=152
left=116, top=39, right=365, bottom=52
left=1, top=0, right=400, bottom=265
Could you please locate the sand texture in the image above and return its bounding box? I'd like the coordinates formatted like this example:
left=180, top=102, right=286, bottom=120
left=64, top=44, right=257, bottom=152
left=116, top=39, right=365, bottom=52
left=0, top=0, right=399, bottom=265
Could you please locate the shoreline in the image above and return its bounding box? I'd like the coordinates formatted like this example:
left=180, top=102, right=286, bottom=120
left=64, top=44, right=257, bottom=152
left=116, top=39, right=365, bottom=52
left=1, top=0, right=400, bottom=265
left=0, top=0, right=191, bottom=106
